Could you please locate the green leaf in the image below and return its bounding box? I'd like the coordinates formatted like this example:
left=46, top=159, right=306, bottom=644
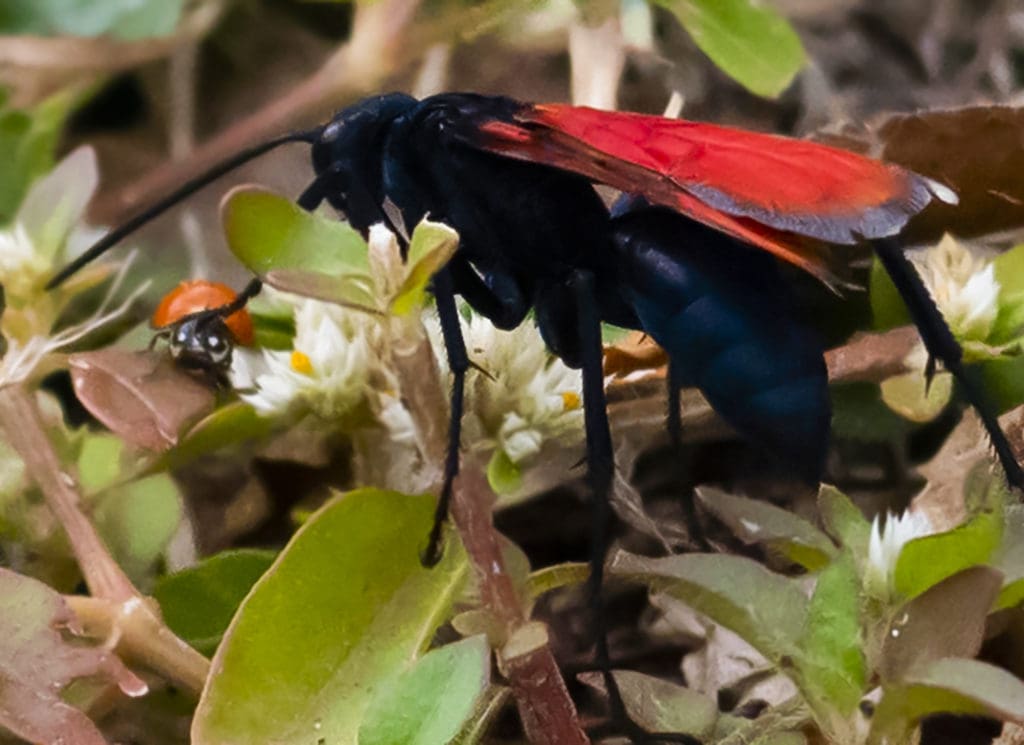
left=879, top=371, right=953, bottom=423
left=221, top=186, right=370, bottom=279
left=610, top=550, right=806, bottom=663
left=0, top=90, right=76, bottom=224
left=870, top=658, right=1024, bottom=744
left=148, top=401, right=277, bottom=474
left=830, top=382, right=912, bottom=443
left=796, top=552, right=865, bottom=717
left=358, top=636, right=491, bottom=745
left=0, top=0, right=183, bottom=38
left=77, top=433, right=125, bottom=493
left=697, top=487, right=836, bottom=570
left=894, top=510, right=1003, bottom=599
left=193, top=488, right=468, bottom=745
left=817, top=486, right=870, bottom=560
left=153, top=549, right=276, bottom=656
left=486, top=449, right=522, bottom=495
left=578, top=670, right=718, bottom=738
left=93, top=474, right=182, bottom=584
left=869, top=257, right=911, bottom=330
left=994, top=243, right=1024, bottom=297
left=977, top=355, right=1024, bottom=413
left=526, top=562, right=589, bottom=600
left=994, top=505, right=1024, bottom=610
left=651, top=0, right=805, bottom=98
left=989, top=246, right=1024, bottom=341
left=880, top=566, right=1002, bottom=683
left=392, top=220, right=459, bottom=315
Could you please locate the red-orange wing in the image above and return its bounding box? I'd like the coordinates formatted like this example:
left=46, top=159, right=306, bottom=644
left=475, top=103, right=954, bottom=281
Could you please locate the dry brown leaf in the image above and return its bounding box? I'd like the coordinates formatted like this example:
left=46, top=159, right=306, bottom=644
left=69, top=348, right=216, bottom=452
left=0, top=568, right=146, bottom=745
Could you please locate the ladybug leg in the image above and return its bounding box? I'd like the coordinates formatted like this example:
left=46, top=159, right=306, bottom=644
left=148, top=330, right=170, bottom=351
left=872, top=238, right=1024, bottom=489
left=570, top=269, right=700, bottom=745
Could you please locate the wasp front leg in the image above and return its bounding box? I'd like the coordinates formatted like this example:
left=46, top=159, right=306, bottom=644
left=423, top=262, right=530, bottom=566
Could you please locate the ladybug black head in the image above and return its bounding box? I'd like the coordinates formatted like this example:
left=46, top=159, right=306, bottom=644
left=168, top=314, right=235, bottom=374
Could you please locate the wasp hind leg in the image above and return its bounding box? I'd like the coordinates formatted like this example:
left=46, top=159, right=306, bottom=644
left=872, top=238, right=1024, bottom=489
left=667, top=363, right=708, bottom=551
left=569, top=269, right=700, bottom=745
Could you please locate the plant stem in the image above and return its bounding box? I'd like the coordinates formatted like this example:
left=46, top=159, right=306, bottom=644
left=451, top=468, right=590, bottom=745
left=0, top=384, right=210, bottom=697
left=66, top=596, right=210, bottom=698
left=386, top=301, right=589, bottom=744
left=0, top=385, right=136, bottom=602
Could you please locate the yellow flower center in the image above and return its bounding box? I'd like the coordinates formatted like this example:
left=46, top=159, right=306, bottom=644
left=290, top=350, right=313, bottom=375
left=561, top=391, right=581, bottom=411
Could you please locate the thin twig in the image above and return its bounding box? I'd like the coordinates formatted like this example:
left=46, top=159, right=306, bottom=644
left=90, top=0, right=423, bottom=225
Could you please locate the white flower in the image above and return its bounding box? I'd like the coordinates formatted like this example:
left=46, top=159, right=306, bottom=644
left=912, top=234, right=1000, bottom=342
left=445, top=314, right=584, bottom=465
left=231, top=296, right=375, bottom=419
left=864, top=509, right=935, bottom=598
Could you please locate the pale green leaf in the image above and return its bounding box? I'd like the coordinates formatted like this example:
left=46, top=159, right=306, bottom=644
left=871, top=658, right=1024, bottom=744
left=610, top=550, right=806, bottom=662
left=578, top=670, right=717, bottom=738
left=652, top=0, right=805, bottom=98
left=894, top=510, right=1002, bottom=599
left=698, top=487, right=835, bottom=570
left=193, top=488, right=468, bottom=745
left=359, top=636, right=491, bottom=745
left=391, top=220, right=459, bottom=316
left=796, top=552, right=865, bottom=716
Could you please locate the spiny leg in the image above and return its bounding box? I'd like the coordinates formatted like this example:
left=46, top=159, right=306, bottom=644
left=571, top=270, right=699, bottom=745
left=667, top=362, right=706, bottom=551
left=423, top=268, right=469, bottom=566
left=873, top=238, right=1023, bottom=489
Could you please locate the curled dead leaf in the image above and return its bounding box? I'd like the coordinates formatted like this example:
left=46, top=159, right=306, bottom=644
left=69, top=348, right=216, bottom=452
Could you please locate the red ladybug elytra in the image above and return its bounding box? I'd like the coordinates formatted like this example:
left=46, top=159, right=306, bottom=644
left=151, top=279, right=259, bottom=381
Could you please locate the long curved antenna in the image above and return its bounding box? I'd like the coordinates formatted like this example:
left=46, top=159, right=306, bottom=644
left=46, top=127, right=324, bottom=290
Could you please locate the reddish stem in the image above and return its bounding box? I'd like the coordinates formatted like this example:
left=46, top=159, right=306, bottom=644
left=450, top=468, right=589, bottom=745
left=0, top=385, right=137, bottom=602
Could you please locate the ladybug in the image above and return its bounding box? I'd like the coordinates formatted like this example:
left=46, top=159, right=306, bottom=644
left=151, top=279, right=260, bottom=383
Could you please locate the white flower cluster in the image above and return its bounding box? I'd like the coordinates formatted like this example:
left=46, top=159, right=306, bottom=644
left=912, top=234, right=1000, bottom=343
left=229, top=225, right=585, bottom=474
left=459, top=316, right=583, bottom=465
left=230, top=297, right=377, bottom=420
